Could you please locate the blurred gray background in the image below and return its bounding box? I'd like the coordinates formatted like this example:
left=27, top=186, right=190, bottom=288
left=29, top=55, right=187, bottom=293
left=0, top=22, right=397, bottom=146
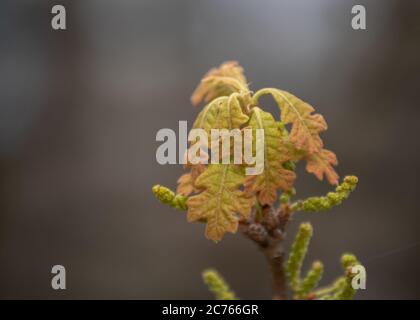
left=0, top=0, right=419, bottom=299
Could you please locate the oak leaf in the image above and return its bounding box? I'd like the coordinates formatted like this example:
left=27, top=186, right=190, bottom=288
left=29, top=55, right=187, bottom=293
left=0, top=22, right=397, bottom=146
left=193, top=95, right=248, bottom=132
left=190, top=94, right=249, bottom=162
left=191, top=61, right=249, bottom=107
left=187, top=164, right=254, bottom=241
left=305, top=149, right=339, bottom=185
left=244, top=107, right=295, bottom=205
left=254, top=89, right=326, bottom=153
left=176, top=165, right=205, bottom=196
left=253, top=88, right=338, bottom=185
left=177, top=173, right=194, bottom=196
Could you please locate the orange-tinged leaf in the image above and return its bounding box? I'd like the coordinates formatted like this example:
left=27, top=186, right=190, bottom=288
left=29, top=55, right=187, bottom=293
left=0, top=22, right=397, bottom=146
left=187, top=164, right=253, bottom=241
left=176, top=165, right=205, bottom=196
left=191, top=61, right=248, bottom=107
left=253, top=88, right=339, bottom=185
left=244, top=107, right=295, bottom=205
left=288, top=113, right=326, bottom=154
left=177, top=173, right=194, bottom=196
left=305, top=149, right=339, bottom=185
left=253, top=89, right=327, bottom=154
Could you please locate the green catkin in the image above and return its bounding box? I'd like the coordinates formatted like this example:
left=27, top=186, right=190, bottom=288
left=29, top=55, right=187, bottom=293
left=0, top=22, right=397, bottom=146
left=332, top=254, right=360, bottom=300
left=280, top=188, right=296, bottom=204
left=202, top=269, right=237, bottom=300
left=286, top=223, right=313, bottom=291
left=152, top=185, right=187, bottom=210
left=291, top=176, right=358, bottom=212
left=297, top=260, right=324, bottom=299
left=314, top=277, right=346, bottom=300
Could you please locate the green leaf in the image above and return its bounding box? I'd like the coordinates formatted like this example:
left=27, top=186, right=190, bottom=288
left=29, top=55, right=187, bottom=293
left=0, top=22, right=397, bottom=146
left=244, top=107, right=295, bottom=205
left=193, top=95, right=249, bottom=132
left=187, top=164, right=254, bottom=241
left=192, top=96, right=229, bottom=133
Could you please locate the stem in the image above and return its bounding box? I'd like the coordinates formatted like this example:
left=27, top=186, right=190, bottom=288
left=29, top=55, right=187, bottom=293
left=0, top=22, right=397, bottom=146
left=240, top=204, right=291, bottom=300
left=262, top=236, right=287, bottom=300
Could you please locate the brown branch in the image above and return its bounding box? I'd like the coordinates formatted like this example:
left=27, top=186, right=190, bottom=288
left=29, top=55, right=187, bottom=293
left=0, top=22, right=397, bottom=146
left=240, top=204, right=292, bottom=300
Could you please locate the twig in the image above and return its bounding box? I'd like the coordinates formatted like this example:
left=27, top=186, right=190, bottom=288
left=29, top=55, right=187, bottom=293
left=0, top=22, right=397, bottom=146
left=240, top=204, right=291, bottom=300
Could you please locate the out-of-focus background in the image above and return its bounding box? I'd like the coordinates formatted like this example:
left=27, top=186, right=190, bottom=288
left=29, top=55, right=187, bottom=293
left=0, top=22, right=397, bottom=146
left=0, top=0, right=419, bottom=299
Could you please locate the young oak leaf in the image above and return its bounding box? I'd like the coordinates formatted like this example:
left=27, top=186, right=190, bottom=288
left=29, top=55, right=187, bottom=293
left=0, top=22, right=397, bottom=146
left=176, top=164, right=205, bottom=196
left=177, top=173, right=194, bottom=196
left=180, top=94, right=248, bottom=197
left=305, top=148, right=339, bottom=185
left=284, top=141, right=338, bottom=185
left=219, top=94, right=249, bottom=130
left=253, top=88, right=326, bottom=154
left=191, top=61, right=249, bottom=107
left=253, top=88, right=339, bottom=185
left=193, top=96, right=227, bottom=132
left=188, top=96, right=226, bottom=163
left=190, top=94, right=249, bottom=162
left=193, top=94, right=248, bottom=132
left=187, top=164, right=254, bottom=241
left=244, top=107, right=295, bottom=205
left=215, top=94, right=249, bottom=162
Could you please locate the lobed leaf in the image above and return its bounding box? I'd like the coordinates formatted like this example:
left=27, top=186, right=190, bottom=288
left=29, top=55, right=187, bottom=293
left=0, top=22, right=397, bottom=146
left=305, top=148, right=339, bottom=185
left=244, top=107, right=295, bottom=205
left=253, top=88, right=339, bottom=184
left=191, top=61, right=249, bottom=107
left=254, top=89, right=326, bottom=152
left=181, top=95, right=250, bottom=196
left=187, top=164, right=254, bottom=241
left=176, top=165, right=205, bottom=196
left=192, top=95, right=248, bottom=133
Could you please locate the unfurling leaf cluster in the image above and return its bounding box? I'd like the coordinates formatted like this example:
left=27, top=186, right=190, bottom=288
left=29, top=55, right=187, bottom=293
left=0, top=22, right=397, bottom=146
left=152, top=61, right=363, bottom=300
left=172, top=61, right=341, bottom=241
